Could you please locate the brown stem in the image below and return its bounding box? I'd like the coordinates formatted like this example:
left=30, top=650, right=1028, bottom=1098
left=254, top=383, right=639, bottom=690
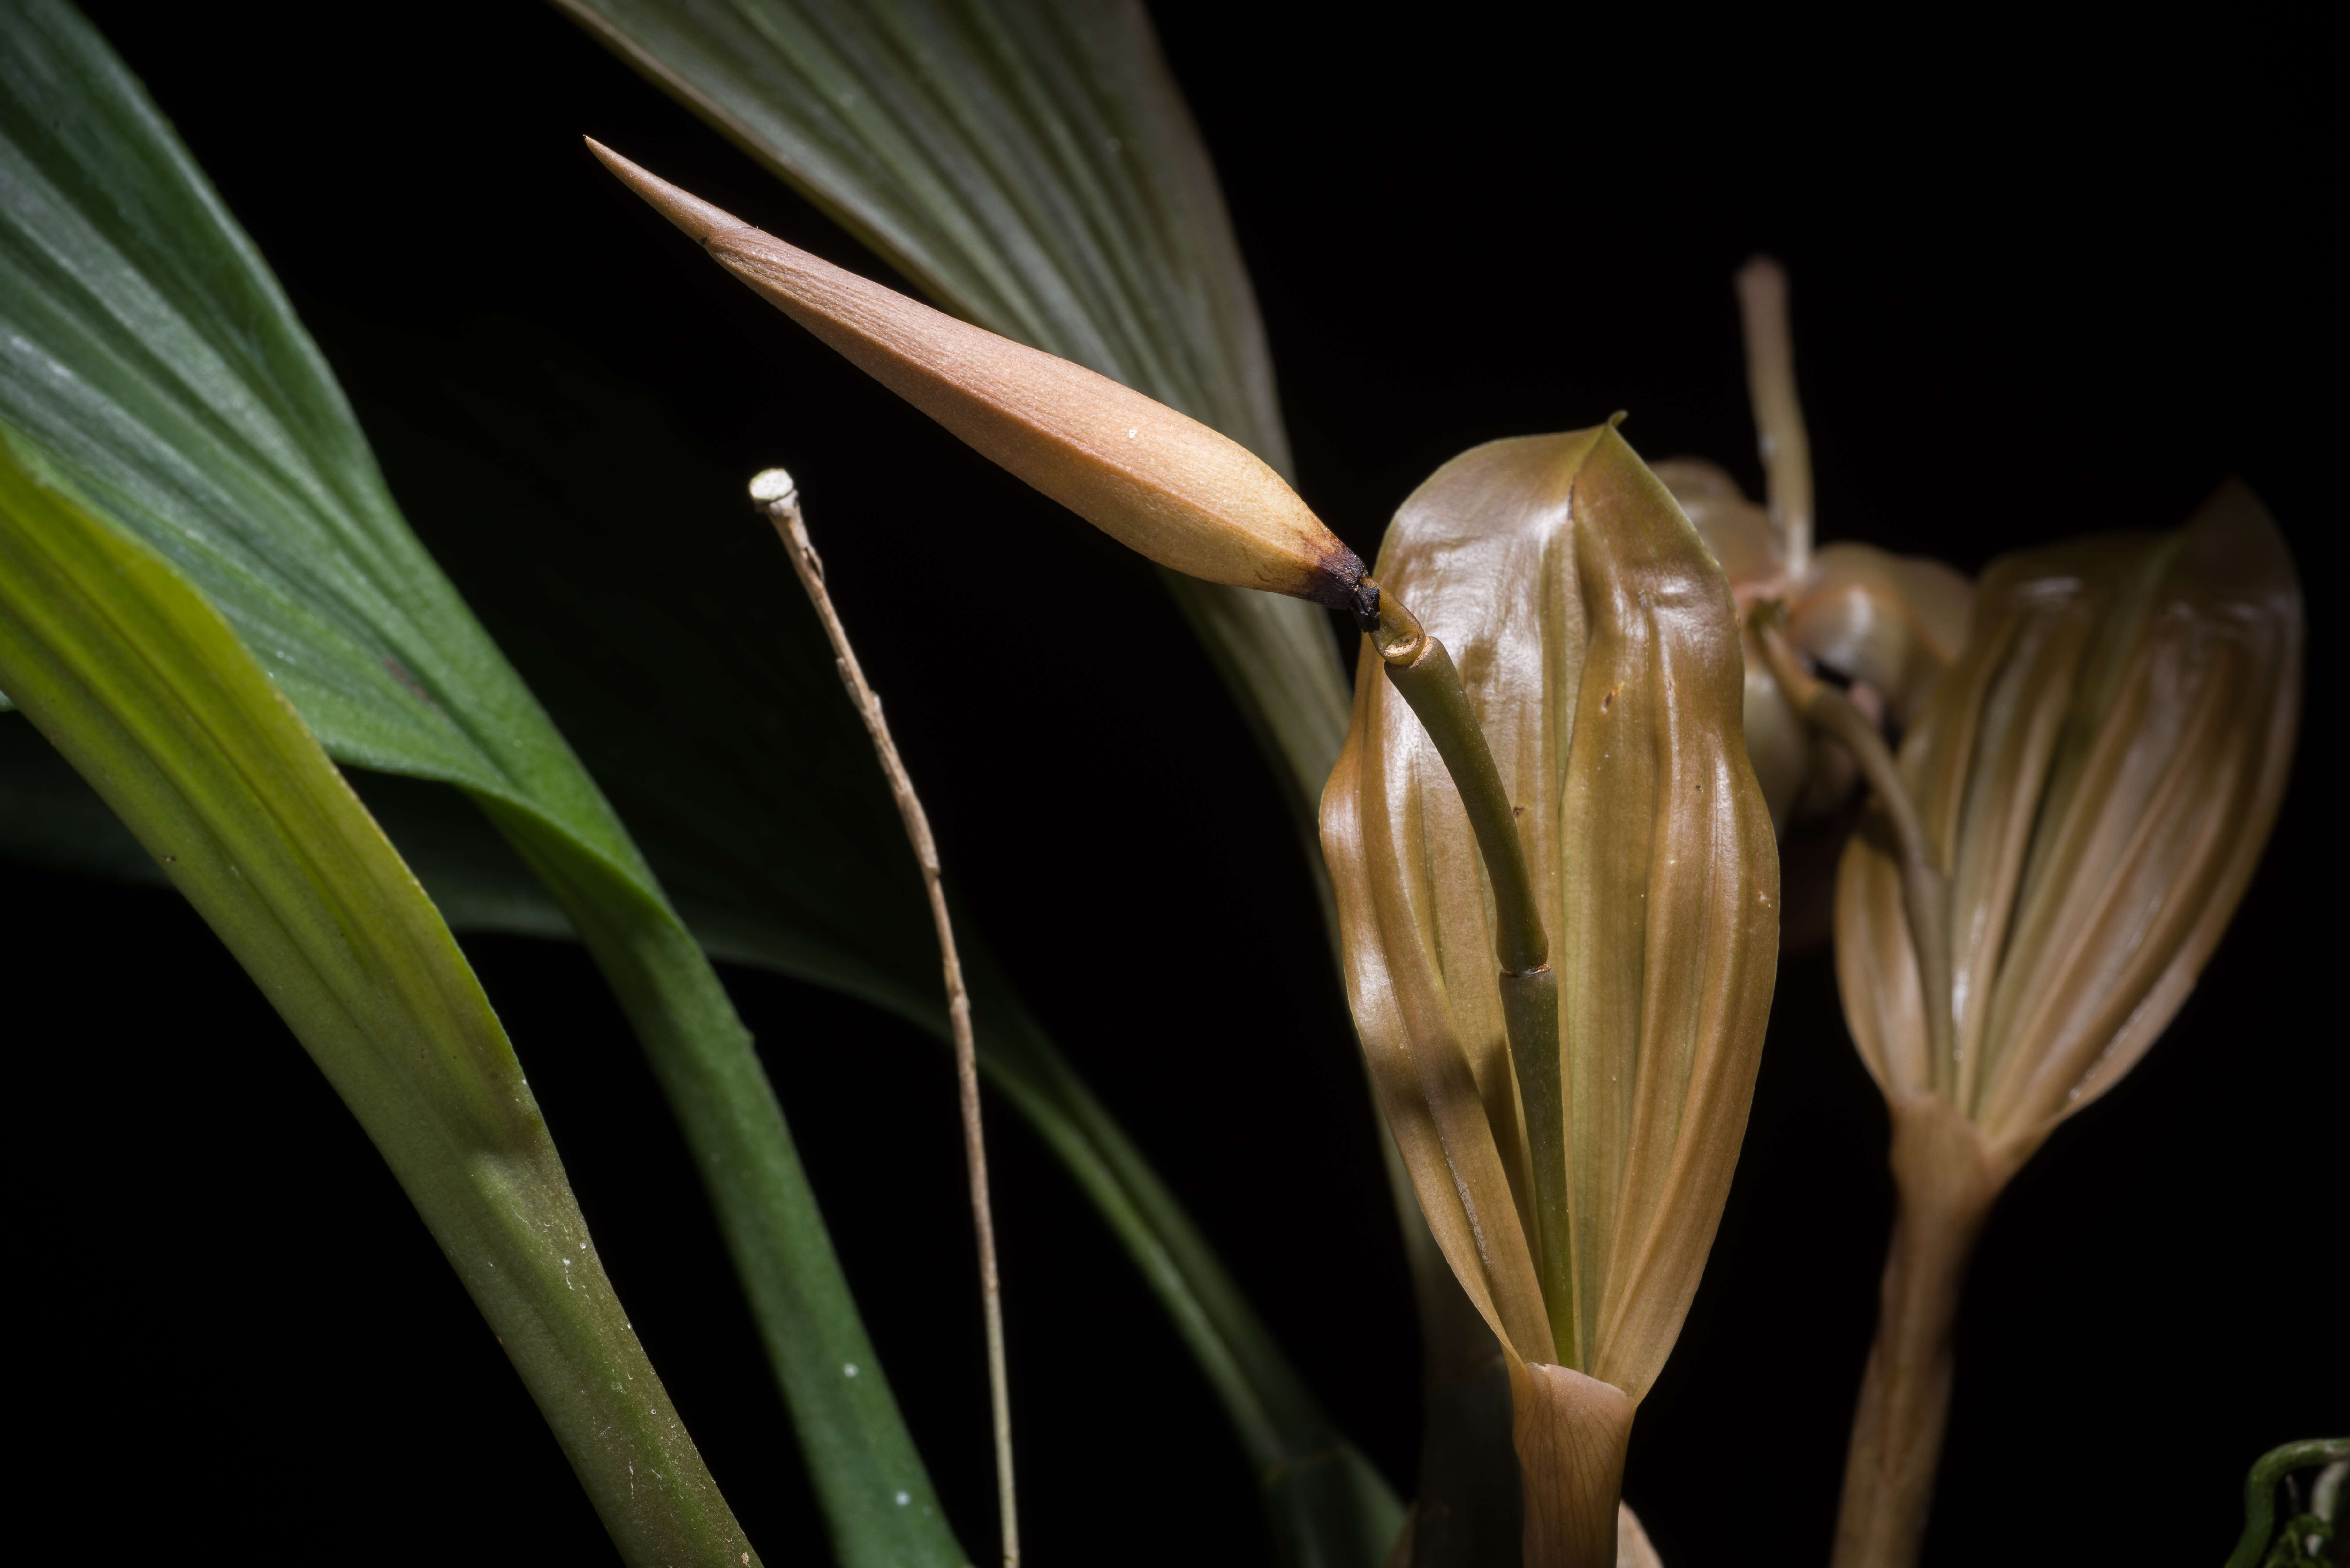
left=1735, top=257, right=1815, bottom=581
left=755, top=469, right=1019, bottom=1567
left=1508, top=1360, right=1635, bottom=1568
left=1831, top=1092, right=2000, bottom=1568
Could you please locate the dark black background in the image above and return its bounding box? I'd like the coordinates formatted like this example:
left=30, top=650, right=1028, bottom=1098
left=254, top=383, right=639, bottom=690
left=16, top=3, right=2338, bottom=1563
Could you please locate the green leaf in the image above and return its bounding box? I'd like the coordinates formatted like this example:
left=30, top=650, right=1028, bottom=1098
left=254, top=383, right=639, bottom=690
left=0, top=423, right=755, bottom=1566
left=0, top=6, right=961, bottom=1561
left=3, top=4, right=1401, bottom=1558
left=1, top=298, right=1404, bottom=1563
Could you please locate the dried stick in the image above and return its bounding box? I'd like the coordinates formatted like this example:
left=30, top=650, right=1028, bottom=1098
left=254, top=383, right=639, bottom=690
left=753, top=468, right=1017, bottom=1568
left=1736, top=256, right=1815, bottom=581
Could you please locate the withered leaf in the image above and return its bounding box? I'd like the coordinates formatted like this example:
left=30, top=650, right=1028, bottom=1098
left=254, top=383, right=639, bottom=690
left=1837, top=481, right=2302, bottom=1171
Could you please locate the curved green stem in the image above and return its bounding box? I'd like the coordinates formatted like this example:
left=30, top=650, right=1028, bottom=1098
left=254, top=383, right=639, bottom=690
left=2226, top=1438, right=2350, bottom=1568
left=1375, top=615, right=1546, bottom=975
left=1370, top=586, right=1573, bottom=1361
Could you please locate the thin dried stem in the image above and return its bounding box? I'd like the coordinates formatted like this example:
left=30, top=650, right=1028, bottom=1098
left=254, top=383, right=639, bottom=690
left=754, top=468, right=1018, bottom=1568
left=1736, top=257, right=1815, bottom=581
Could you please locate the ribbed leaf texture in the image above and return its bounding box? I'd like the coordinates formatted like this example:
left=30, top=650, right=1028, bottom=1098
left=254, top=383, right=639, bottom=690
left=0, top=7, right=964, bottom=1560
left=1323, top=426, right=1779, bottom=1564
left=1836, top=480, right=2303, bottom=1169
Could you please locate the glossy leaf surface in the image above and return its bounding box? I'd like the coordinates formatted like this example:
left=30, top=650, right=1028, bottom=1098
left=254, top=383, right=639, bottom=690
left=0, top=425, right=754, bottom=1567
left=1323, top=426, right=1778, bottom=1561
left=1836, top=481, right=2303, bottom=1168
left=553, top=1, right=1398, bottom=1553
left=7, top=3, right=1397, bottom=1556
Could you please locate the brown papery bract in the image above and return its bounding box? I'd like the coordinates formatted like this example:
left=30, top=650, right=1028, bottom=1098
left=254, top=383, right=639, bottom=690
left=1828, top=481, right=2303, bottom=1568
left=1837, top=480, right=2303, bottom=1169
left=1323, top=425, right=1779, bottom=1567
left=586, top=140, right=1370, bottom=614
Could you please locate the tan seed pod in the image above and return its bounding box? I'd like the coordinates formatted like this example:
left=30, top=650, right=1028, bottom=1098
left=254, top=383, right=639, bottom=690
left=1322, top=423, right=1779, bottom=1566
left=587, top=140, right=1374, bottom=618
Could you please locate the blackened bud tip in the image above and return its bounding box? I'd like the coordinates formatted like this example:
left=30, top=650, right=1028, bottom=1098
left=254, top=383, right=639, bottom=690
left=1306, top=547, right=1373, bottom=614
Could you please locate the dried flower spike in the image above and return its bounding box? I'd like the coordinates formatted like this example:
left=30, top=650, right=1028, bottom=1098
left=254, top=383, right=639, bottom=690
left=588, top=140, right=1376, bottom=621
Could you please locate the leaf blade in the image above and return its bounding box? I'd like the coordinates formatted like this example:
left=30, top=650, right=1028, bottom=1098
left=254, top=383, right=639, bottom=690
left=0, top=424, right=755, bottom=1567
left=0, top=9, right=965, bottom=1559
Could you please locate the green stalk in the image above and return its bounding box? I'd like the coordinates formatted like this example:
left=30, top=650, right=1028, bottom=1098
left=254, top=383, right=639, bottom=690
left=0, top=429, right=754, bottom=1567
left=2226, top=1439, right=2350, bottom=1568
left=1370, top=590, right=1574, bottom=1366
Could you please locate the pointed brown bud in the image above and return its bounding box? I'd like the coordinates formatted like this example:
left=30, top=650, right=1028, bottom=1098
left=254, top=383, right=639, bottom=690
left=586, top=139, right=1373, bottom=617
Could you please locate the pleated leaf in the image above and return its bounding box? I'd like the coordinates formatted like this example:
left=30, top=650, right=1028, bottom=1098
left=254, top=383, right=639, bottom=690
left=551, top=2, right=1399, bottom=1555
left=0, top=424, right=754, bottom=1567
left=1836, top=481, right=2303, bottom=1167
left=5, top=4, right=1399, bottom=1558
left=0, top=300, right=1403, bottom=1565
left=0, top=7, right=961, bottom=1560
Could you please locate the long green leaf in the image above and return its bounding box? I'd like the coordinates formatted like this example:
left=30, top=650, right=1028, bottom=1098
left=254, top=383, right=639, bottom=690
left=4, top=3, right=1406, bottom=1557
left=0, top=423, right=755, bottom=1567
left=0, top=299, right=1406, bottom=1564
left=0, top=6, right=961, bottom=1561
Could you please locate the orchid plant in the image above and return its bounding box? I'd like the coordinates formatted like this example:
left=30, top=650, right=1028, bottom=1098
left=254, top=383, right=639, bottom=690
left=0, top=3, right=2328, bottom=1566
